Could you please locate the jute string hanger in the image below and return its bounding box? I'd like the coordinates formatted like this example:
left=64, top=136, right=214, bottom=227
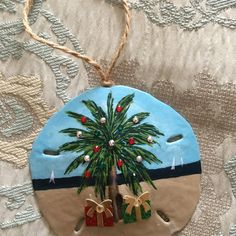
left=23, top=0, right=131, bottom=87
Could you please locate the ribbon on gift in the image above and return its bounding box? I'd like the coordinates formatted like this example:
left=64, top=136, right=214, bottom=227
left=86, top=199, right=113, bottom=227
left=123, top=191, right=151, bottom=221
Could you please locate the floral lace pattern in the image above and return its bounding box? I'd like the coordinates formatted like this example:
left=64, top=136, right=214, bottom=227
left=0, top=74, right=55, bottom=167
left=0, top=0, right=24, bottom=13
left=225, top=155, right=236, bottom=198
left=107, top=0, right=236, bottom=30
left=0, top=182, right=41, bottom=229
left=0, top=0, right=81, bottom=103
left=230, top=225, right=236, bottom=235
left=0, top=0, right=236, bottom=235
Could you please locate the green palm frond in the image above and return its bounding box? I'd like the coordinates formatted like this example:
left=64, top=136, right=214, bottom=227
left=64, top=154, right=85, bottom=174
left=107, top=92, right=114, bottom=128
left=67, top=112, right=97, bottom=130
left=59, top=91, right=164, bottom=200
left=82, top=100, right=107, bottom=121
left=112, top=94, right=134, bottom=131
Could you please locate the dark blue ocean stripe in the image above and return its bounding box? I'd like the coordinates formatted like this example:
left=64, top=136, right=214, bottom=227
left=32, top=161, right=202, bottom=191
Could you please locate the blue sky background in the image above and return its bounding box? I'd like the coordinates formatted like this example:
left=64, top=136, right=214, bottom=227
left=30, top=86, right=200, bottom=180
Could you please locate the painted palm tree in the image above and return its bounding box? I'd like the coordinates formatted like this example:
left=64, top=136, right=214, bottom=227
left=59, top=92, right=164, bottom=220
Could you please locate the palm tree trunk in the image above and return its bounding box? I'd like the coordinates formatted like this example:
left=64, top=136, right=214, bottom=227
left=109, top=165, right=120, bottom=222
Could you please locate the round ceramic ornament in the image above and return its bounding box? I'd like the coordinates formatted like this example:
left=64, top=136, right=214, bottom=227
left=23, top=1, right=201, bottom=235
left=30, top=85, right=201, bottom=236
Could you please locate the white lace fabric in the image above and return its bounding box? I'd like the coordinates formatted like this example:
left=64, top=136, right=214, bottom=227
left=0, top=0, right=235, bottom=235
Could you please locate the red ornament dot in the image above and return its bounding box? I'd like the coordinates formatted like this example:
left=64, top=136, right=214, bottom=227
left=93, top=145, right=101, bottom=153
left=85, top=170, right=91, bottom=178
left=128, top=137, right=135, bottom=145
left=81, top=116, right=87, bottom=124
left=117, top=159, right=123, bottom=167
left=116, top=105, right=123, bottom=112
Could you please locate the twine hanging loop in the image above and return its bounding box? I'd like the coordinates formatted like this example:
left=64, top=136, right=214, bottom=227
left=22, top=0, right=131, bottom=87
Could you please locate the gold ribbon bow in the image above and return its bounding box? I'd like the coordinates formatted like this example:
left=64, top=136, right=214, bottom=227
left=123, top=192, right=151, bottom=221
left=86, top=199, right=113, bottom=227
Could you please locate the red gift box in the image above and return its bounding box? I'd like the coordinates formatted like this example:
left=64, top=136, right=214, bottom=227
left=85, top=199, right=114, bottom=227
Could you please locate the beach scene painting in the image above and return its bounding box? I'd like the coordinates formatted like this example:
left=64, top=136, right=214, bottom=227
left=30, top=86, right=201, bottom=236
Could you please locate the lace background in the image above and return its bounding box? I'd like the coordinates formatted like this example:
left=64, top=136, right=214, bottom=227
left=0, top=0, right=236, bottom=235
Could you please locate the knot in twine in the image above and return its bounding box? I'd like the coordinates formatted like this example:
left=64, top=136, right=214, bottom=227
left=101, top=79, right=115, bottom=87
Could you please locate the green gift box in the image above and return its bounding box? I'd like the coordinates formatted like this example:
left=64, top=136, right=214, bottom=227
left=122, top=192, right=152, bottom=224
